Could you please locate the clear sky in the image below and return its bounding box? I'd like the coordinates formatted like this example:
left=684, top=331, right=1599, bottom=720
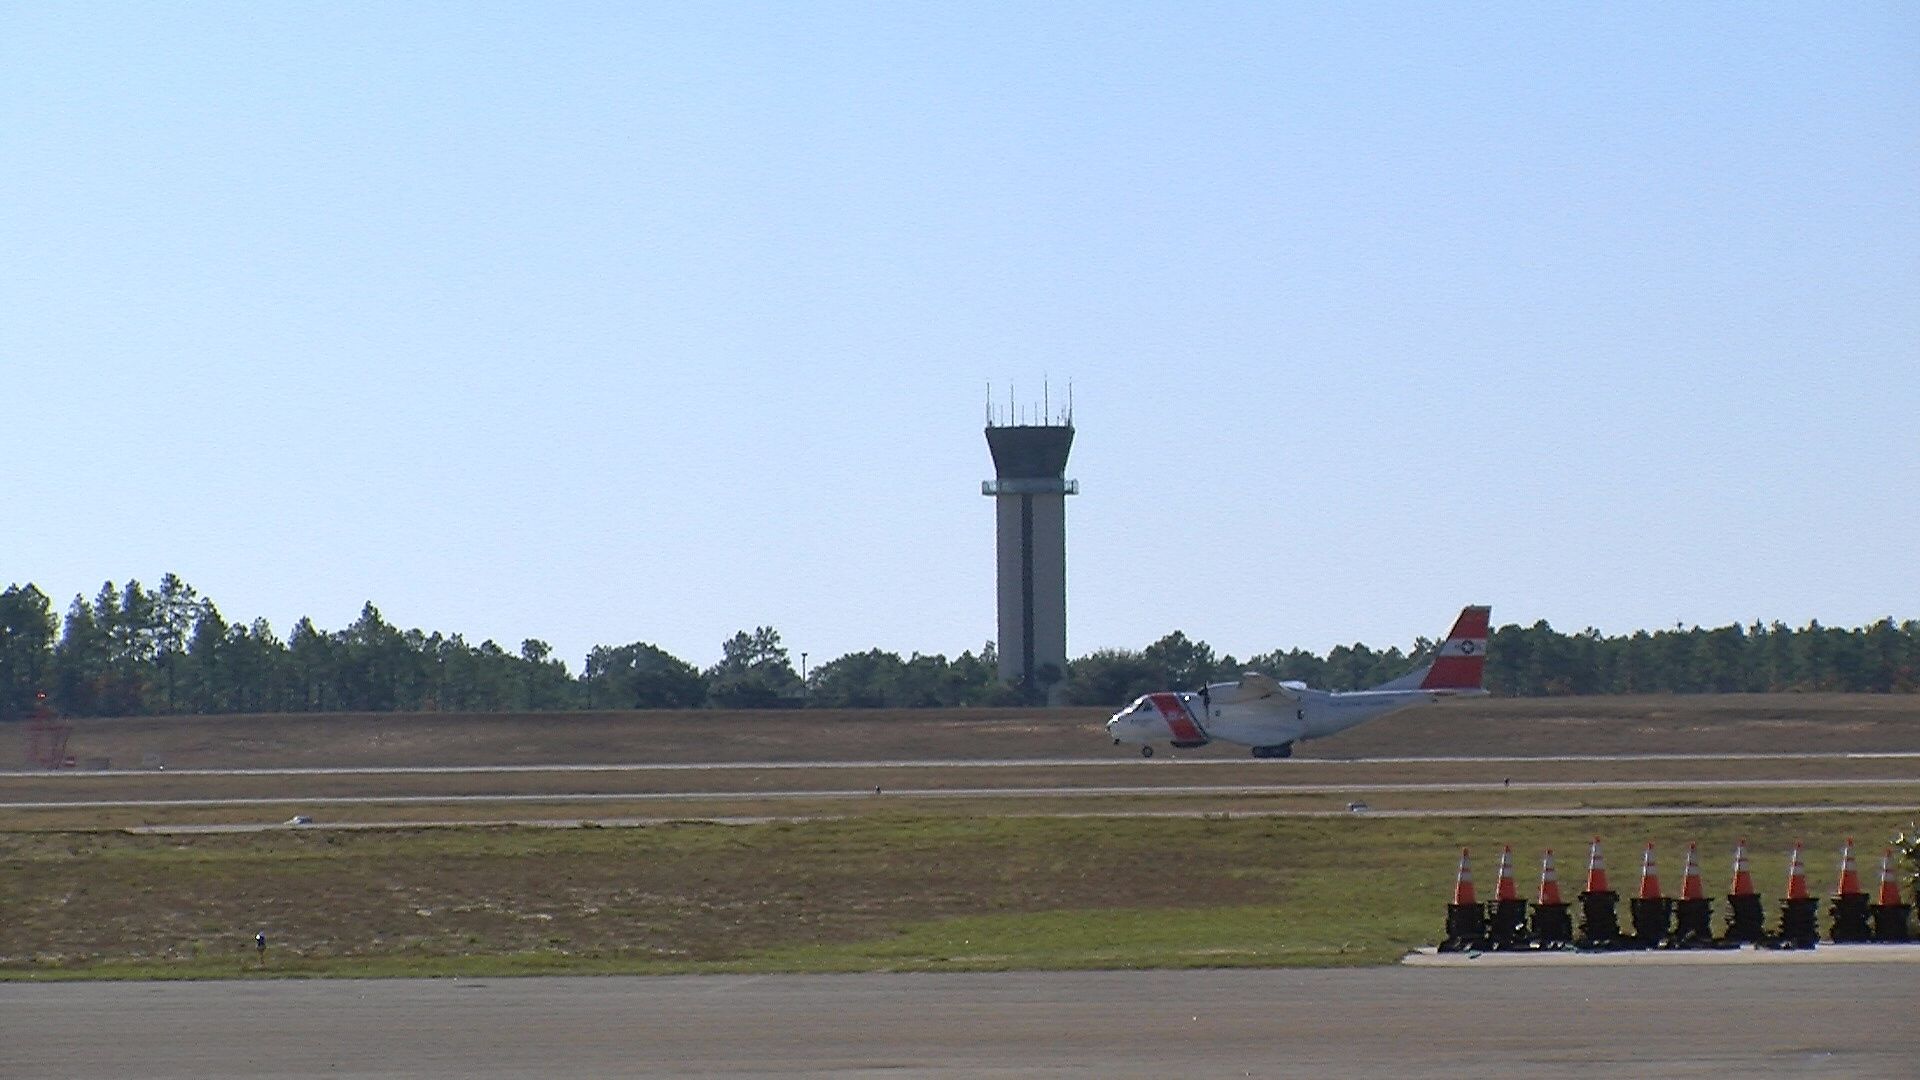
left=5, top=3, right=1915, bottom=675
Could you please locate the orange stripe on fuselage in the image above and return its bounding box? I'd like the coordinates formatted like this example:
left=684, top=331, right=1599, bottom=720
left=1148, top=692, right=1206, bottom=742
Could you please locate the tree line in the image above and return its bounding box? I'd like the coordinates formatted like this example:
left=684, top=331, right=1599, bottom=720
left=1, top=577, right=1916, bottom=721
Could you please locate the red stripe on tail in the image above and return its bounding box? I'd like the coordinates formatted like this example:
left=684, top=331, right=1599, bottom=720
left=1444, top=607, right=1491, bottom=640
left=1421, top=656, right=1484, bottom=690
left=1420, top=605, right=1490, bottom=691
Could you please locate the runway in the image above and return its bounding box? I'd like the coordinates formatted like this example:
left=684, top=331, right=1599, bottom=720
left=4, top=776, right=1915, bottom=812
left=114, top=802, right=1920, bottom=833
left=6, top=749, right=1919, bottom=779
left=4, top=967, right=1914, bottom=1079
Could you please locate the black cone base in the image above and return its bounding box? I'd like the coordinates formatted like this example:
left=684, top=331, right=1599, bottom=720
left=1829, top=892, right=1872, bottom=943
left=1577, top=890, right=1621, bottom=948
left=1869, top=903, right=1912, bottom=942
left=1531, top=902, right=1573, bottom=948
left=1629, top=897, right=1674, bottom=949
left=1488, top=899, right=1530, bottom=949
left=1440, top=902, right=1488, bottom=952
left=1773, top=897, right=1819, bottom=948
left=1673, top=897, right=1715, bottom=947
left=1724, top=893, right=1766, bottom=943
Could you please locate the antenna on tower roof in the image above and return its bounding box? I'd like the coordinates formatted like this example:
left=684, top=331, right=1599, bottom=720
left=984, top=377, right=1077, bottom=427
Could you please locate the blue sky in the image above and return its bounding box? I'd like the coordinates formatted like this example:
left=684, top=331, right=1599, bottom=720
left=5, top=3, right=1915, bottom=674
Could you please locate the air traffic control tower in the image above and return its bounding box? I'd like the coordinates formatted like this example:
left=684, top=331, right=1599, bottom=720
left=983, top=395, right=1077, bottom=700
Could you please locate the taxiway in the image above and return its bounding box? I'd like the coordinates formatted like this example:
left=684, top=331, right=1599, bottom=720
left=3, top=966, right=1913, bottom=1079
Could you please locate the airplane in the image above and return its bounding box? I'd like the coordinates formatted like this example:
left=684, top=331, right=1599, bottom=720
left=1105, top=606, right=1490, bottom=758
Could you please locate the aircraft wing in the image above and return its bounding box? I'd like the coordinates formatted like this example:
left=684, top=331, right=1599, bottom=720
left=1231, top=672, right=1301, bottom=704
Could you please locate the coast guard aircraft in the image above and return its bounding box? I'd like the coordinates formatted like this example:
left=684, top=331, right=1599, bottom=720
left=1106, top=606, right=1491, bottom=758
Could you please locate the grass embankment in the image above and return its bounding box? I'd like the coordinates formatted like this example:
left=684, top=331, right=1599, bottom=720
left=4, top=810, right=1910, bottom=980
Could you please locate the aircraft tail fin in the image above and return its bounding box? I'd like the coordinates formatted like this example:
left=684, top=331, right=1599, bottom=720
left=1370, top=606, right=1491, bottom=693
left=1418, top=605, right=1490, bottom=692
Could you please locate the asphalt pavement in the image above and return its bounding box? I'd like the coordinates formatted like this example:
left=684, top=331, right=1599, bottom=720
left=4, top=966, right=1914, bottom=1079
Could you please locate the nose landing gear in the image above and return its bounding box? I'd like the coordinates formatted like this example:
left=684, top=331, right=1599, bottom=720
left=1140, top=745, right=1155, bottom=758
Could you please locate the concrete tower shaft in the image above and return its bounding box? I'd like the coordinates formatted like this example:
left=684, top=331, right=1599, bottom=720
left=983, top=423, right=1076, bottom=698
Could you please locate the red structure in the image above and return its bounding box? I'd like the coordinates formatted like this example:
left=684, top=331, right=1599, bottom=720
left=23, top=691, right=74, bottom=769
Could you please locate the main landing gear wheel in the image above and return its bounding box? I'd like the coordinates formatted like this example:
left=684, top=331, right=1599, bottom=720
left=1140, top=745, right=1155, bottom=758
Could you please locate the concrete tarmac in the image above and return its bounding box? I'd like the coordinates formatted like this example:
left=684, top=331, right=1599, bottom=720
left=110, top=802, right=1920, bottom=833
left=6, top=749, right=1919, bottom=779
left=4, top=967, right=1915, bottom=1079
left=7, top=777, right=1917, bottom=812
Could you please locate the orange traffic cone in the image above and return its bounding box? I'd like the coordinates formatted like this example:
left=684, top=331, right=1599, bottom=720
left=1628, top=842, right=1672, bottom=947
left=1636, top=842, right=1664, bottom=901
left=1869, top=848, right=1913, bottom=942
left=1830, top=837, right=1872, bottom=942
left=1495, top=845, right=1519, bottom=902
left=1452, top=847, right=1477, bottom=906
left=1532, top=848, right=1573, bottom=947
left=1584, top=837, right=1611, bottom=894
left=1876, top=849, right=1903, bottom=907
left=1487, top=844, right=1528, bottom=948
left=1834, top=837, right=1862, bottom=896
left=1785, top=842, right=1809, bottom=901
left=1724, top=838, right=1764, bottom=943
left=1680, top=843, right=1705, bottom=901
left=1775, top=841, right=1819, bottom=948
left=1673, top=841, right=1714, bottom=946
left=1538, top=849, right=1564, bottom=906
left=1576, top=836, right=1622, bottom=947
left=1440, top=846, right=1488, bottom=952
left=1730, top=838, right=1756, bottom=897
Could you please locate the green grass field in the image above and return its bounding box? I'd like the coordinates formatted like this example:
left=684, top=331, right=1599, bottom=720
left=5, top=809, right=1911, bottom=980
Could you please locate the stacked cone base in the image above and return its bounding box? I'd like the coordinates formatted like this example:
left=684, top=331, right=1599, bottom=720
left=1672, top=898, right=1716, bottom=947
left=1531, top=902, right=1573, bottom=948
left=1828, top=893, right=1872, bottom=943
left=1628, top=897, right=1673, bottom=949
left=1869, top=903, right=1912, bottom=942
left=1772, top=897, right=1819, bottom=949
left=1724, top=893, right=1766, bottom=943
left=1440, top=902, right=1489, bottom=952
left=1576, top=890, right=1622, bottom=948
left=1487, top=899, right=1529, bottom=949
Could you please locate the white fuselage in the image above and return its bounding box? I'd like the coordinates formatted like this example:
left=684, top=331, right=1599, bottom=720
left=1105, top=606, right=1492, bottom=757
left=1106, top=683, right=1468, bottom=753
